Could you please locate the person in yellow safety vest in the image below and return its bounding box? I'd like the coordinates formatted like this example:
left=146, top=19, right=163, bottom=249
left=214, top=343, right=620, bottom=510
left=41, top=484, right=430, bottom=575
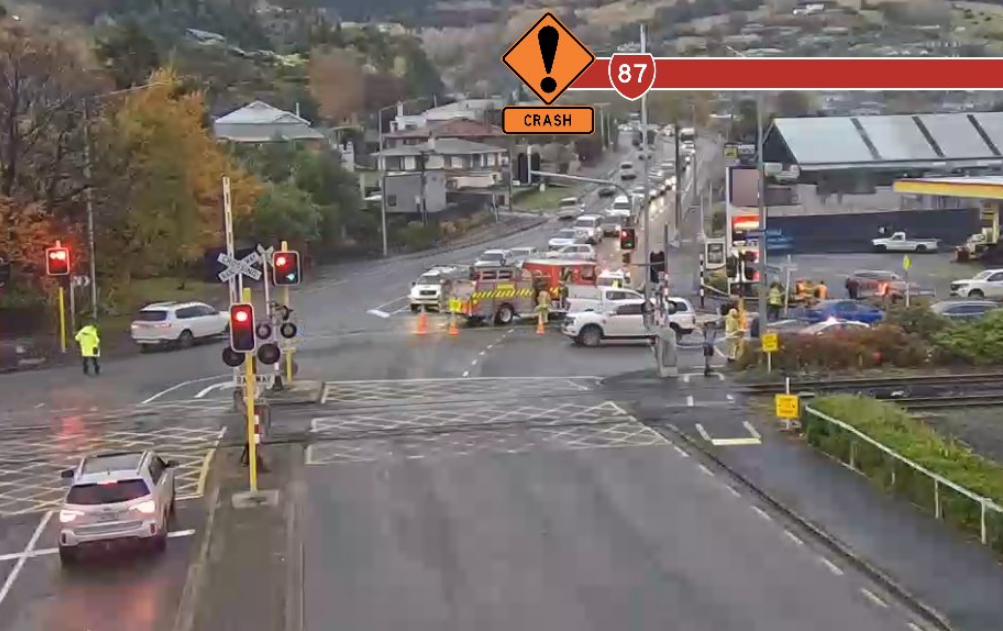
left=767, top=283, right=783, bottom=322
left=814, top=280, right=828, bottom=300
left=74, top=322, right=101, bottom=376
left=537, top=289, right=551, bottom=318
left=724, top=308, right=743, bottom=363
left=611, top=276, right=622, bottom=289
left=794, top=280, right=808, bottom=303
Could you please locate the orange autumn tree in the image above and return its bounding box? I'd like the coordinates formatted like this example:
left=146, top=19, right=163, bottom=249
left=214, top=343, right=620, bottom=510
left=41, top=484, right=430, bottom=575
left=0, top=196, right=84, bottom=304
left=98, top=67, right=261, bottom=284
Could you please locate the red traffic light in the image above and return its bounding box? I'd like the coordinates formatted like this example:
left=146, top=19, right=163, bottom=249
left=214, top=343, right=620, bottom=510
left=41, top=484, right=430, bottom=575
left=275, top=254, right=288, bottom=267
left=234, top=309, right=250, bottom=323
left=45, top=245, right=70, bottom=276
left=229, top=303, right=256, bottom=352
left=272, top=250, right=301, bottom=286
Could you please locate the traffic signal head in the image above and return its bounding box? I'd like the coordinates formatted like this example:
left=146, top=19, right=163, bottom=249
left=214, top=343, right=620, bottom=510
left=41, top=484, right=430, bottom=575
left=619, top=228, right=636, bottom=251
left=229, top=303, right=256, bottom=352
left=45, top=245, right=70, bottom=276
left=726, top=255, right=739, bottom=279
left=272, top=250, right=301, bottom=286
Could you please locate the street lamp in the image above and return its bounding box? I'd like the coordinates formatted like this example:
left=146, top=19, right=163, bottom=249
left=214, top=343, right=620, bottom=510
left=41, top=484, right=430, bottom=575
left=376, top=97, right=430, bottom=257
left=81, top=82, right=165, bottom=321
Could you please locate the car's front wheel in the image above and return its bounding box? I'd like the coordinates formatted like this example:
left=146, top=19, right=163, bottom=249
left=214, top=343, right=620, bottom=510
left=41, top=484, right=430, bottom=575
left=579, top=325, right=603, bottom=347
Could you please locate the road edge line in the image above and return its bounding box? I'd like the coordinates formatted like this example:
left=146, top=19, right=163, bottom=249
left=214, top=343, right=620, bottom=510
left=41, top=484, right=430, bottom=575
left=172, top=481, right=221, bottom=631
left=661, top=424, right=957, bottom=631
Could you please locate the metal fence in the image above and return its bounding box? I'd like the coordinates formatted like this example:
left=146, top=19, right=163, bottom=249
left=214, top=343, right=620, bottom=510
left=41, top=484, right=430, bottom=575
left=804, top=405, right=1003, bottom=550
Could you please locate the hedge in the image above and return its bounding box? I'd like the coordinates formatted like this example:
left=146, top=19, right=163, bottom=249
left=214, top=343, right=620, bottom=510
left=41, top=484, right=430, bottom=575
left=807, top=395, right=1003, bottom=552
left=735, top=324, right=928, bottom=372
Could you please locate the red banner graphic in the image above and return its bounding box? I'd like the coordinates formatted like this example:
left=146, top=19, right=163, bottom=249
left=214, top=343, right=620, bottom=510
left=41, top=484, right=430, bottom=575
left=570, top=58, right=1003, bottom=93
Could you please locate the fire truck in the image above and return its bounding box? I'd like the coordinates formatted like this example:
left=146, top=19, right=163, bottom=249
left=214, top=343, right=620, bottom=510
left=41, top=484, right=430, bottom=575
left=447, top=259, right=599, bottom=325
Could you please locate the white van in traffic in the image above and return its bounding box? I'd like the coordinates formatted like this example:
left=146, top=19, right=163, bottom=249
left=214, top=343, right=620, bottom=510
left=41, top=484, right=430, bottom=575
left=573, top=215, right=603, bottom=244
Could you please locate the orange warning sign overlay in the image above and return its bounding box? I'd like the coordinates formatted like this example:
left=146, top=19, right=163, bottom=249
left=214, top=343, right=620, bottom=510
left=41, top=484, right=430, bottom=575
left=503, top=106, right=594, bottom=135
left=502, top=13, right=595, bottom=106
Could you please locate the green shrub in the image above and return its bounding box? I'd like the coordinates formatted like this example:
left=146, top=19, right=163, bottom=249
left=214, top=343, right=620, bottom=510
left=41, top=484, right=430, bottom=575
left=933, top=309, right=1003, bottom=365
left=807, top=395, right=1003, bottom=551
left=736, top=324, right=927, bottom=372
left=882, top=303, right=949, bottom=343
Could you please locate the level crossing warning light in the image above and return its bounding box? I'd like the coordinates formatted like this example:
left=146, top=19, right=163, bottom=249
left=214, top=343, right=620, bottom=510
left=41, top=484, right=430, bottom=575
left=272, top=250, right=301, bottom=286
left=229, top=303, right=257, bottom=352
left=45, top=243, right=70, bottom=276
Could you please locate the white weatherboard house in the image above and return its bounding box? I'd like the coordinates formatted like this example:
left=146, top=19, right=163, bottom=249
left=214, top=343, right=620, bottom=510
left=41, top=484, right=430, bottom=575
left=213, top=101, right=326, bottom=143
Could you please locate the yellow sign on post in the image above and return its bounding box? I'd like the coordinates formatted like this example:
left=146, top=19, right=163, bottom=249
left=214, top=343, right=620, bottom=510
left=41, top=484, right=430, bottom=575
left=762, top=332, right=779, bottom=353
left=903, top=254, right=912, bottom=271
left=775, top=394, right=800, bottom=419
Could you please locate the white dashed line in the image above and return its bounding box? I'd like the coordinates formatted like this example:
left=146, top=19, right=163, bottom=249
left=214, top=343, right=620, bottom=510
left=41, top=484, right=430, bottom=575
left=673, top=445, right=689, bottom=457
left=486, top=344, right=494, bottom=350
left=907, top=623, right=924, bottom=631
left=479, top=350, right=486, bottom=356
left=507, top=328, right=515, bottom=333
left=686, top=395, right=694, bottom=407
left=726, top=393, right=735, bottom=401
left=470, top=359, right=478, bottom=366
left=860, top=588, right=888, bottom=609
left=751, top=506, right=772, bottom=521
left=717, top=373, right=725, bottom=381
left=818, top=557, right=845, bottom=576
left=462, top=370, right=470, bottom=377
left=723, top=484, right=741, bottom=497
left=783, top=530, right=805, bottom=546
left=683, top=374, right=691, bottom=383
left=698, top=464, right=714, bottom=477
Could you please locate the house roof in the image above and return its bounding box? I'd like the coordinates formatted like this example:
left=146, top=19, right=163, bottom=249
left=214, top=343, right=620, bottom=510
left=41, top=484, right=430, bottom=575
left=213, top=101, right=325, bottom=142
left=375, top=138, right=506, bottom=157
left=767, top=112, right=1003, bottom=170
left=386, top=118, right=505, bottom=139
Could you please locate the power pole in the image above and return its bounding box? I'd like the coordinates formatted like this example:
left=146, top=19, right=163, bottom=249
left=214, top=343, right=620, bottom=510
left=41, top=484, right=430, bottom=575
left=756, top=91, right=768, bottom=327
left=640, top=24, right=651, bottom=312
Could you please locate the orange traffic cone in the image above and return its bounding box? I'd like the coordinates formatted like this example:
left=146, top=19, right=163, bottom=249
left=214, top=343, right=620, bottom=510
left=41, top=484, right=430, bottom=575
left=416, top=309, right=428, bottom=335
left=448, top=313, right=459, bottom=336
left=536, top=312, right=546, bottom=335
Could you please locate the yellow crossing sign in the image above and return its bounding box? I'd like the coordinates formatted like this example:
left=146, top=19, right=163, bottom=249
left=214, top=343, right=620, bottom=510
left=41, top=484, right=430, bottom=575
left=775, top=394, right=800, bottom=419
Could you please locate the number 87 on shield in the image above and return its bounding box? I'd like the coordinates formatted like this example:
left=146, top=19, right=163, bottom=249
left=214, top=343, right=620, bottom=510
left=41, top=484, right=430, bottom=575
left=608, top=53, right=657, bottom=102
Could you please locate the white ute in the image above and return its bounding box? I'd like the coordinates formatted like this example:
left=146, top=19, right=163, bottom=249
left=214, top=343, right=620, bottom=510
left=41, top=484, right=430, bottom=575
left=950, top=269, right=1003, bottom=298
left=872, top=231, right=939, bottom=253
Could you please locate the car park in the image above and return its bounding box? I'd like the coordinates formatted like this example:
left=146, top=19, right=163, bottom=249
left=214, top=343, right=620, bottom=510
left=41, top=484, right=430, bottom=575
left=930, top=299, right=999, bottom=322
left=130, top=301, right=229, bottom=352
left=950, top=269, right=1003, bottom=298
left=548, top=228, right=580, bottom=251
left=474, top=249, right=511, bottom=268
left=58, top=450, right=178, bottom=563
left=547, top=244, right=597, bottom=261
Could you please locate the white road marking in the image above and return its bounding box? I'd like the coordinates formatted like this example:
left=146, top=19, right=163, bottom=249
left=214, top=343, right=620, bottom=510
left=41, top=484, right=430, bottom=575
left=368, top=295, right=409, bottom=313
left=686, top=395, right=694, bottom=407
left=695, top=423, right=712, bottom=442
left=366, top=309, right=391, bottom=319
left=486, top=344, right=494, bottom=350
left=723, top=484, right=741, bottom=497
left=141, top=375, right=231, bottom=405
left=462, top=370, right=470, bottom=377
left=783, top=530, right=805, bottom=546
left=819, top=557, right=845, bottom=576
left=682, top=373, right=690, bottom=383
left=860, top=588, right=888, bottom=608
left=0, top=511, right=51, bottom=606
left=673, top=445, right=689, bottom=457
left=743, top=421, right=762, bottom=440
left=717, top=372, right=725, bottom=381
left=479, top=350, right=486, bottom=356
left=321, top=376, right=602, bottom=384
left=195, top=382, right=232, bottom=399
left=470, top=359, right=478, bottom=366
left=726, top=393, right=735, bottom=401
left=698, top=464, right=714, bottom=477
left=907, top=623, right=924, bottom=631
left=751, top=506, right=772, bottom=521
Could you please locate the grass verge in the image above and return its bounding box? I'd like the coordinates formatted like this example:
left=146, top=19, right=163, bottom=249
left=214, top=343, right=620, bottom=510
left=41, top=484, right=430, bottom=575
left=807, top=395, right=1003, bottom=552
left=511, top=183, right=574, bottom=210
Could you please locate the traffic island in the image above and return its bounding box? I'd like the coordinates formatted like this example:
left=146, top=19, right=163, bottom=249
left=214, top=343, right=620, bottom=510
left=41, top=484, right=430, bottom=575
left=264, top=379, right=324, bottom=406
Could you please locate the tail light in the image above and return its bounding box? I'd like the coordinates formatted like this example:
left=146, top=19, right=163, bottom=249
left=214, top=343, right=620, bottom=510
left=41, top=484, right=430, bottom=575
left=131, top=500, right=157, bottom=514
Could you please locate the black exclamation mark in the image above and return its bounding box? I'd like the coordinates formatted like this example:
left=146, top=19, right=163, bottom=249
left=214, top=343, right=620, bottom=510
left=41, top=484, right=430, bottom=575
left=538, top=25, right=559, bottom=94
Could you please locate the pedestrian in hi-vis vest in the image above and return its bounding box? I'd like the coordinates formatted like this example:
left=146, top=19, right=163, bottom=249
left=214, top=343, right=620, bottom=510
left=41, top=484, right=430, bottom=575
left=74, top=322, right=101, bottom=376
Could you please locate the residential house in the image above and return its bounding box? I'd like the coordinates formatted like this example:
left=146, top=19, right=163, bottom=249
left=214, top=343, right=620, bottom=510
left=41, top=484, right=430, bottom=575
left=374, top=137, right=507, bottom=192
left=391, top=99, right=504, bottom=131
left=383, top=118, right=507, bottom=151
left=213, top=101, right=326, bottom=144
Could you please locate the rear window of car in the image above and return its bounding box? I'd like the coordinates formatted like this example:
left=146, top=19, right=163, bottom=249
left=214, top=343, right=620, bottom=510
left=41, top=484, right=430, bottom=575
left=574, top=217, right=599, bottom=228
left=135, top=310, right=169, bottom=322
left=67, top=479, right=150, bottom=505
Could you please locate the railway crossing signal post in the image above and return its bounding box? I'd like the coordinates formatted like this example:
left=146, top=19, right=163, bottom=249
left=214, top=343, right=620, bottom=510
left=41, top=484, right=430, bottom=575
left=232, top=288, right=260, bottom=492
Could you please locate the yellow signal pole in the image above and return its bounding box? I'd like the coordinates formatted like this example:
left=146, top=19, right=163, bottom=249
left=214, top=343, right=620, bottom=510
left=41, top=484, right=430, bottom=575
left=57, top=284, right=67, bottom=353
left=281, top=240, right=293, bottom=384
left=242, top=286, right=258, bottom=492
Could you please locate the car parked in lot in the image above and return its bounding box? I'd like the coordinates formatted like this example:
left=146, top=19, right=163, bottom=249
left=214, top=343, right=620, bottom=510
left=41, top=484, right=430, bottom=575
left=804, top=299, right=884, bottom=325
left=930, top=299, right=999, bottom=322
left=130, top=301, right=228, bottom=352
left=950, top=269, right=1003, bottom=298
left=58, top=450, right=178, bottom=564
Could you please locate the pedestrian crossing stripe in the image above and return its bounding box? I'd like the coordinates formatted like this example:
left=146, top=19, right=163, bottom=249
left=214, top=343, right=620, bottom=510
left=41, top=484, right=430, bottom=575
left=470, top=288, right=535, bottom=300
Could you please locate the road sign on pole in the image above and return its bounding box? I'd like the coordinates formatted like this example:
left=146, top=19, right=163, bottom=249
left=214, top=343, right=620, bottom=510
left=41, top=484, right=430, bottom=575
left=217, top=251, right=263, bottom=283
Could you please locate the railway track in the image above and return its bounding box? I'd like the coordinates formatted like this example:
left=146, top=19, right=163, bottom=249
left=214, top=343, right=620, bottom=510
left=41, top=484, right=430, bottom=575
left=740, top=373, right=1003, bottom=410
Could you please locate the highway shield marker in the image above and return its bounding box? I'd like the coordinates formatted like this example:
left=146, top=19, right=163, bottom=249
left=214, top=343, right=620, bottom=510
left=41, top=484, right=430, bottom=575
left=608, top=53, right=656, bottom=101
left=502, top=12, right=595, bottom=106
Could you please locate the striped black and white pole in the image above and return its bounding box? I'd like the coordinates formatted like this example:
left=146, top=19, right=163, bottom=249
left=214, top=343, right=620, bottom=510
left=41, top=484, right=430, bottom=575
left=698, top=253, right=706, bottom=308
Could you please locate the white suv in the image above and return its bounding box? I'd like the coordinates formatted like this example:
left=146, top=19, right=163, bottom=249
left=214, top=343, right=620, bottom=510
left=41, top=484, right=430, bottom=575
left=573, top=215, right=603, bottom=245
left=950, top=269, right=1003, bottom=298
left=58, top=450, right=178, bottom=563
left=130, top=301, right=229, bottom=351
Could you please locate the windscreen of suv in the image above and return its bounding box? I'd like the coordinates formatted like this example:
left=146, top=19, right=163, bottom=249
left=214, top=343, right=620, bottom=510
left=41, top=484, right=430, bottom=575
left=67, top=479, right=150, bottom=504
left=480, top=252, right=503, bottom=261
left=135, top=310, right=169, bottom=322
